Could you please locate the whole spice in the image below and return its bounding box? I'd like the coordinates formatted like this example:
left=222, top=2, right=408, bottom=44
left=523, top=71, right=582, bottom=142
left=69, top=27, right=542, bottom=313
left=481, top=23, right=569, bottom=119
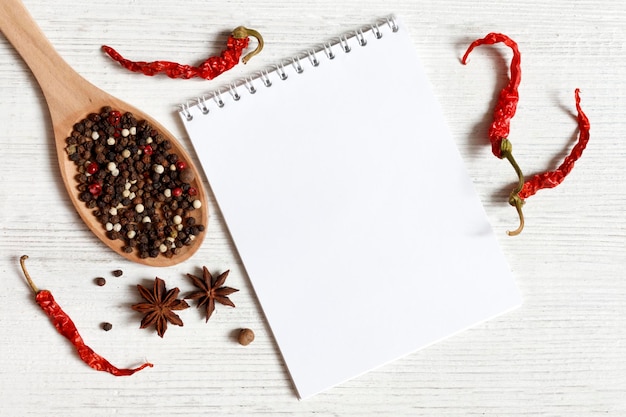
left=132, top=277, right=189, bottom=337
left=66, top=107, right=205, bottom=259
left=19, top=255, right=152, bottom=376
left=102, top=322, right=113, bottom=331
left=238, top=328, right=255, bottom=346
left=462, top=33, right=590, bottom=235
left=101, top=26, right=264, bottom=80
left=186, top=267, right=238, bottom=322
left=94, top=277, right=106, bottom=286
left=518, top=89, right=590, bottom=199
left=112, top=269, right=123, bottom=277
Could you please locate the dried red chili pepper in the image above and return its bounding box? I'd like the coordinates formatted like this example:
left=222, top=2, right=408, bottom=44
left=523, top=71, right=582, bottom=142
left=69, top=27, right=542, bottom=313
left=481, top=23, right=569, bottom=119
left=462, top=33, right=590, bottom=235
left=518, top=89, right=590, bottom=199
left=102, top=26, right=263, bottom=80
left=19, top=255, right=153, bottom=376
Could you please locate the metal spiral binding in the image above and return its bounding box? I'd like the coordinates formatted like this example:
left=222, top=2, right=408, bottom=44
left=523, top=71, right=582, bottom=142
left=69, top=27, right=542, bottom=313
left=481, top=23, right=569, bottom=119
left=213, top=91, right=225, bottom=108
left=180, top=16, right=398, bottom=122
left=338, top=35, right=351, bottom=53
left=180, top=102, right=193, bottom=121
left=323, top=42, right=335, bottom=60
left=307, top=49, right=319, bottom=67
left=275, top=62, right=288, bottom=80
left=292, top=56, right=304, bottom=74
left=243, top=77, right=257, bottom=94
left=228, top=83, right=241, bottom=101
left=197, top=96, right=209, bottom=115
left=259, top=70, right=272, bottom=87
left=355, top=29, right=367, bottom=46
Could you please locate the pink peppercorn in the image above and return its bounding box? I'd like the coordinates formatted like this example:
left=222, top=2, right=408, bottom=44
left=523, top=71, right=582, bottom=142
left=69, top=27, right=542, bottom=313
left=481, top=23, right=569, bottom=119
left=86, top=162, right=99, bottom=175
left=89, top=183, right=102, bottom=196
left=108, top=111, right=121, bottom=125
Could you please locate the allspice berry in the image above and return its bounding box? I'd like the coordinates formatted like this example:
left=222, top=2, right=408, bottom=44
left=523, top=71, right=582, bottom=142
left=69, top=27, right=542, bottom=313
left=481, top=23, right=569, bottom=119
left=179, top=168, right=195, bottom=184
left=238, top=328, right=255, bottom=346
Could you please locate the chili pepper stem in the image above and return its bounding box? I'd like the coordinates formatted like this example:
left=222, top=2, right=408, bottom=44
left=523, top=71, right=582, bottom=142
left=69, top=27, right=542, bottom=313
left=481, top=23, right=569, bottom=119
left=232, top=26, right=264, bottom=64
left=507, top=195, right=525, bottom=236
left=499, top=139, right=526, bottom=236
left=19, top=255, right=39, bottom=294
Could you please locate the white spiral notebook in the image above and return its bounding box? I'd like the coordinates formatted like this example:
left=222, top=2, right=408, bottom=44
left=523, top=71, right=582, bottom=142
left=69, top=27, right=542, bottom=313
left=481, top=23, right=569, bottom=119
left=179, top=17, right=521, bottom=399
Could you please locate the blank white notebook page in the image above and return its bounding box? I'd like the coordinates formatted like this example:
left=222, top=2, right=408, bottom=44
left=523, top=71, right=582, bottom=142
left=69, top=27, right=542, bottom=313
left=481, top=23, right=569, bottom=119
left=180, top=17, right=522, bottom=399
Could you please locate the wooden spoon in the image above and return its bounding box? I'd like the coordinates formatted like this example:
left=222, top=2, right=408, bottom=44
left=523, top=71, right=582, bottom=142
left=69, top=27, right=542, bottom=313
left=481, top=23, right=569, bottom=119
left=0, top=0, right=208, bottom=266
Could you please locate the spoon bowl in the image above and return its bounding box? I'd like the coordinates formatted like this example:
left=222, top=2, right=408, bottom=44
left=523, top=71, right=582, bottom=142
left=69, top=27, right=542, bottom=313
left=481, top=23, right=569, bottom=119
left=0, top=0, right=208, bottom=266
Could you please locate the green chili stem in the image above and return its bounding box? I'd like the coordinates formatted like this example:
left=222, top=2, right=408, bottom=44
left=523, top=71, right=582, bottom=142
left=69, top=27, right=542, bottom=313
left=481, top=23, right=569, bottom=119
left=500, top=139, right=525, bottom=236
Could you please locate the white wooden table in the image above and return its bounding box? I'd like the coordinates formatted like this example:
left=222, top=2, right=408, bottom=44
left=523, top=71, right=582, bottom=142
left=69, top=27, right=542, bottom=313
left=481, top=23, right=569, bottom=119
left=1, top=0, right=625, bottom=415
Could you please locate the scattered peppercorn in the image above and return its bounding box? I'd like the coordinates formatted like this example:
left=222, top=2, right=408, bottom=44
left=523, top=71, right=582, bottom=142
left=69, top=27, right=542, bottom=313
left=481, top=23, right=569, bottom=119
left=238, top=328, right=255, bottom=346
left=94, top=277, right=106, bottom=286
left=65, top=107, right=205, bottom=259
left=102, top=322, right=113, bottom=331
left=112, top=269, right=123, bottom=277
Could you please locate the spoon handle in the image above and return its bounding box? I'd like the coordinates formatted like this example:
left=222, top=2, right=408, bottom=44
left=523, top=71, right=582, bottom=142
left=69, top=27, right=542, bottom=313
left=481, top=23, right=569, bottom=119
left=0, top=0, right=97, bottom=119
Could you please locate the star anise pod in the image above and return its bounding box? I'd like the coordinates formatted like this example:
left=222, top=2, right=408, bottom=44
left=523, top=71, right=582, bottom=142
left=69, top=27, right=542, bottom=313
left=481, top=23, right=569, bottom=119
left=186, top=267, right=238, bottom=322
left=132, top=277, right=189, bottom=337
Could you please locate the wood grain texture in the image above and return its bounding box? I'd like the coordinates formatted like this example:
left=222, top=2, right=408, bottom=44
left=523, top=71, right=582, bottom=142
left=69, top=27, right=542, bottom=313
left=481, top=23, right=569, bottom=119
left=1, top=0, right=625, bottom=415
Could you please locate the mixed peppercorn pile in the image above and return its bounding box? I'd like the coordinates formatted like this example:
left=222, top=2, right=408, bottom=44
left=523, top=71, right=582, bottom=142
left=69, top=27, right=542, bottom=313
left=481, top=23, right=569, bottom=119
left=65, top=107, right=204, bottom=259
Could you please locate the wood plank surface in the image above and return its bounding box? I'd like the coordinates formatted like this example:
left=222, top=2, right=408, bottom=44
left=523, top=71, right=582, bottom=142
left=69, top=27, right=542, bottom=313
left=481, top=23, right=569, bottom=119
left=1, top=0, right=625, bottom=415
